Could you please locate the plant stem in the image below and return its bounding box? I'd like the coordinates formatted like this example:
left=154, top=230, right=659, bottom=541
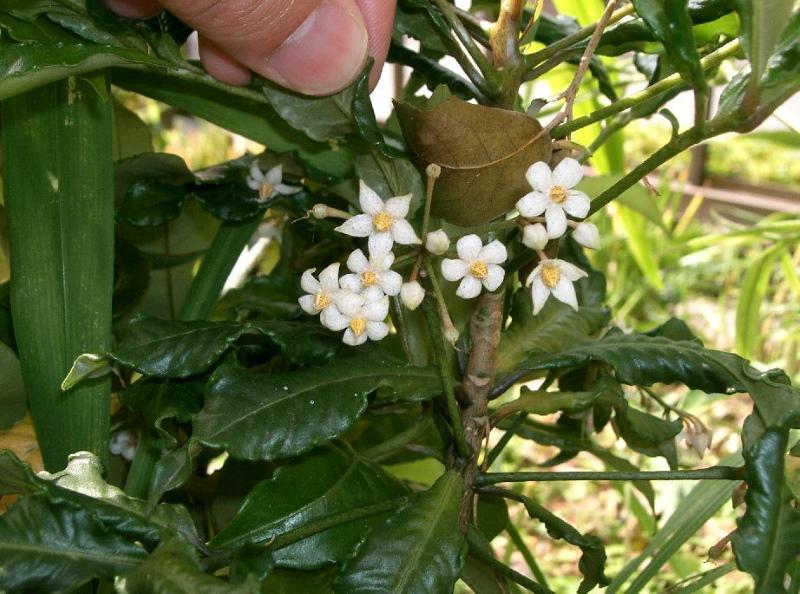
left=433, top=0, right=499, bottom=89
left=507, top=522, right=550, bottom=590
left=124, top=432, right=158, bottom=498
left=467, top=528, right=553, bottom=594
left=178, top=218, right=261, bottom=321
left=2, top=77, right=114, bottom=470
left=476, top=465, right=745, bottom=486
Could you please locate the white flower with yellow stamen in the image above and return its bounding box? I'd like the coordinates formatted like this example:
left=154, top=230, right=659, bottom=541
left=516, top=158, right=590, bottom=239
left=441, top=234, right=507, bottom=299
left=247, top=162, right=301, bottom=201
left=298, top=263, right=342, bottom=317
left=322, top=287, right=390, bottom=346
left=526, top=258, right=588, bottom=314
left=335, top=181, right=421, bottom=255
left=340, top=248, right=402, bottom=296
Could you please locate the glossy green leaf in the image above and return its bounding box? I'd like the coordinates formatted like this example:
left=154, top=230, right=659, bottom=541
left=121, top=178, right=187, bottom=226
left=334, top=471, right=466, bottom=594
left=734, top=0, right=796, bottom=81
left=148, top=442, right=194, bottom=502
left=211, top=444, right=407, bottom=569
left=354, top=150, right=425, bottom=215
left=194, top=354, right=440, bottom=460
left=120, top=379, right=203, bottom=446
left=736, top=243, right=783, bottom=359
left=112, top=100, right=153, bottom=161
left=0, top=340, right=26, bottom=429
left=615, top=404, right=683, bottom=467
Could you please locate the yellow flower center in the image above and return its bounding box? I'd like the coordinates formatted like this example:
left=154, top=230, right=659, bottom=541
left=373, top=211, right=394, bottom=232
left=549, top=185, right=567, bottom=204
left=361, top=270, right=378, bottom=287
left=259, top=182, right=273, bottom=200
left=469, top=260, right=488, bottom=280
left=314, top=292, right=330, bottom=311
left=541, top=263, right=561, bottom=288
left=350, top=316, right=367, bottom=337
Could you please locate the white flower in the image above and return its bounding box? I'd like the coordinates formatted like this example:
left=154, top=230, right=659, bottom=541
left=441, top=235, right=507, bottom=299
left=299, top=263, right=342, bottom=317
left=335, top=181, right=421, bottom=255
left=400, top=281, right=425, bottom=310
left=573, top=221, right=600, bottom=249
left=321, top=287, right=390, bottom=346
left=247, top=162, right=301, bottom=201
left=340, top=248, right=403, bottom=296
left=425, top=229, right=450, bottom=255
left=522, top=223, right=548, bottom=250
left=109, top=431, right=137, bottom=461
left=516, top=158, right=590, bottom=239
left=526, top=258, right=588, bottom=314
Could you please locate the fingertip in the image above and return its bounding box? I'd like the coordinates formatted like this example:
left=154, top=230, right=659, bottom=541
left=354, top=0, right=397, bottom=90
left=103, top=0, right=163, bottom=19
left=199, top=36, right=253, bottom=87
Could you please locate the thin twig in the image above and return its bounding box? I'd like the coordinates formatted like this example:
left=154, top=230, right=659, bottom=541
left=475, top=465, right=745, bottom=485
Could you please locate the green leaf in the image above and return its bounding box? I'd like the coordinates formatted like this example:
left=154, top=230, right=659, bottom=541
left=736, top=243, right=783, bottom=359
left=148, top=442, right=194, bottom=502
left=334, top=471, right=466, bottom=594
left=120, top=379, right=203, bottom=446
left=354, top=150, right=425, bottom=215
left=615, top=203, right=664, bottom=291
left=194, top=354, right=440, bottom=461
left=0, top=340, right=26, bottom=429
left=211, top=444, right=407, bottom=569
left=121, top=178, right=187, bottom=226
left=112, top=99, right=153, bottom=161
left=395, top=95, right=552, bottom=225
left=615, top=404, right=683, bottom=467
left=733, top=416, right=800, bottom=593
left=733, top=0, right=796, bottom=81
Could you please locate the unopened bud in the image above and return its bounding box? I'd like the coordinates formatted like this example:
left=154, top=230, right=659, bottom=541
left=425, top=229, right=450, bottom=255
left=444, top=325, right=460, bottom=345
left=400, top=281, right=425, bottom=310
left=522, top=223, right=548, bottom=250
left=426, top=163, right=442, bottom=178
left=573, top=222, right=600, bottom=250
left=311, top=204, right=329, bottom=219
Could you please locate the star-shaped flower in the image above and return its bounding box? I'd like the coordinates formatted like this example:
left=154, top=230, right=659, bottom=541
left=322, top=287, right=390, bottom=346
left=335, top=181, right=421, bottom=255
left=516, top=158, right=590, bottom=239
left=526, top=258, right=588, bottom=314
left=298, top=263, right=342, bottom=317
left=340, top=248, right=403, bottom=296
left=247, top=162, right=301, bottom=201
left=441, top=235, right=507, bottom=299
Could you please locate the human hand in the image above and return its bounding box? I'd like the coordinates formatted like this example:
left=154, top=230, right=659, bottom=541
left=103, top=0, right=397, bottom=95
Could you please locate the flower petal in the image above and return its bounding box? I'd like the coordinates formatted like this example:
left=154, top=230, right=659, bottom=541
left=300, top=268, right=320, bottom=294
left=483, top=264, right=505, bottom=291
left=551, top=277, right=579, bottom=310
left=563, top=190, right=590, bottom=218
left=457, top=276, right=483, bottom=299
left=456, top=234, right=482, bottom=261
left=551, top=157, right=583, bottom=189
left=339, top=274, right=362, bottom=294
left=516, top=191, right=549, bottom=218
left=362, top=286, right=386, bottom=303
left=368, top=232, right=394, bottom=256
left=531, top=276, right=550, bottom=314
left=298, top=294, right=317, bottom=315
left=363, top=296, right=389, bottom=321
left=249, top=161, right=264, bottom=182
left=246, top=178, right=261, bottom=191
left=276, top=183, right=301, bottom=195
left=343, top=328, right=368, bottom=346
left=525, top=161, right=553, bottom=192
left=379, top=270, right=403, bottom=296
left=321, top=306, right=350, bottom=331
left=336, top=214, right=373, bottom=237
left=525, top=264, right=542, bottom=287
left=572, top=222, right=599, bottom=249
left=441, top=259, right=468, bottom=281
left=390, top=219, right=421, bottom=245
left=347, top=248, right=369, bottom=273
left=385, top=194, right=411, bottom=219
left=265, top=164, right=283, bottom=186
left=544, top=206, right=567, bottom=239
left=358, top=180, right=384, bottom=215
left=318, top=263, right=340, bottom=292
left=366, top=321, right=389, bottom=341
left=372, top=250, right=394, bottom=270
left=558, top=260, right=589, bottom=282
left=479, top=240, right=508, bottom=264
left=334, top=291, right=364, bottom=317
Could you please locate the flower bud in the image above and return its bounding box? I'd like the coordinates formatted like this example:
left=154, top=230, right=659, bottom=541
left=400, top=281, right=425, bottom=310
left=426, top=163, right=442, bottom=178
left=425, top=229, right=450, bottom=255
left=444, top=325, right=460, bottom=345
left=522, top=223, right=548, bottom=250
left=573, top=222, right=600, bottom=250
left=311, top=204, right=329, bottom=219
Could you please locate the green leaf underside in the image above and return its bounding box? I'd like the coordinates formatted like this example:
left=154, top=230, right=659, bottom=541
left=334, top=471, right=466, bottom=594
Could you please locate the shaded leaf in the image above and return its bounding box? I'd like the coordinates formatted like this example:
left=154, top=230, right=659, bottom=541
left=736, top=243, right=782, bottom=359
left=354, top=150, right=425, bottom=215
left=0, top=341, right=26, bottom=430
left=733, top=0, right=796, bottom=81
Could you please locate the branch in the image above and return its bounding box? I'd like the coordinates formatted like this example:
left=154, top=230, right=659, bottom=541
left=467, top=528, right=554, bottom=594
left=475, top=465, right=745, bottom=486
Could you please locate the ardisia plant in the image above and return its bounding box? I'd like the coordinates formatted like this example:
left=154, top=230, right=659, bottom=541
left=1, top=0, right=800, bottom=593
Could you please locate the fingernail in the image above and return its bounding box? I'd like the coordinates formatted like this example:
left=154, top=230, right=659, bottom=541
left=263, top=0, right=368, bottom=96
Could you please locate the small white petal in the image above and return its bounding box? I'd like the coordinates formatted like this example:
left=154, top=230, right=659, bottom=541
left=246, top=178, right=261, bottom=191
left=318, top=263, right=340, bottom=292
left=109, top=441, right=123, bottom=455
left=516, top=191, right=549, bottom=218
left=525, top=263, right=542, bottom=287
left=379, top=270, right=403, bottom=296
left=563, top=190, right=591, bottom=218
left=479, top=240, right=508, bottom=265
left=347, top=249, right=369, bottom=273
left=339, top=274, right=362, bottom=293
left=531, top=276, right=551, bottom=314
left=483, top=264, right=505, bottom=291
left=299, top=294, right=317, bottom=315
left=522, top=224, right=549, bottom=250
left=545, top=206, right=567, bottom=239
left=249, top=161, right=264, bottom=182
left=335, top=292, right=364, bottom=317
left=368, top=232, right=394, bottom=256
left=265, top=165, right=283, bottom=186
left=321, top=306, right=350, bottom=331
left=441, top=259, right=468, bottom=281
left=551, top=277, right=579, bottom=310
left=525, top=161, right=553, bottom=192
left=336, top=214, right=373, bottom=237
left=366, top=321, right=389, bottom=341
left=425, top=229, right=450, bottom=255
left=457, top=276, right=483, bottom=299
left=300, top=268, right=320, bottom=294
left=551, top=158, right=583, bottom=189
left=363, top=297, right=389, bottom=322
left=362, top=286, right=386, bottom=302
left=343, top=328, right=368, bottom=346
left=558, top=260, right=589, bottom=282
left=573, top=222, right=600, bottom=249
left=276, top=183, right=301, bottom=195
left=358, top=180, right=384, bottom=215
left=371, top=250, right=394, bottom=270
left=400, top=281, right=425, bottom=310
left=456, top=235, right=482, bottom=262
left=385, top=194, right=412, bottom=219
left=390, top=219, right=421, bottom=245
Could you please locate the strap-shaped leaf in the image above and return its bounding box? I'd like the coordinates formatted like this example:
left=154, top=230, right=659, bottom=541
left=334, top=471, right=466, bottom=594
left=733, top=0, right=796, bottom=81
